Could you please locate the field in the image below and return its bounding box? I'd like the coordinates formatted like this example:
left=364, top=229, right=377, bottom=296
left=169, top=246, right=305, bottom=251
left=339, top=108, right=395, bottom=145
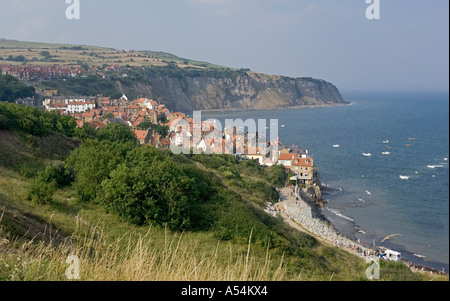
left=0, top=39, right=228, bottom=69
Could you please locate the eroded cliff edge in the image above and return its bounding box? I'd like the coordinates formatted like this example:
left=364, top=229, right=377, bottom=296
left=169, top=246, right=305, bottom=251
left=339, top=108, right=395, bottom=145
left=124, top=70, right=347, bottom=112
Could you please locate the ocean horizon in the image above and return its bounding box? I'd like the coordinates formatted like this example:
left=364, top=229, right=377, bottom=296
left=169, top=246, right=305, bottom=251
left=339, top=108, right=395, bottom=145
left=202, top=90, right=450, bottom=272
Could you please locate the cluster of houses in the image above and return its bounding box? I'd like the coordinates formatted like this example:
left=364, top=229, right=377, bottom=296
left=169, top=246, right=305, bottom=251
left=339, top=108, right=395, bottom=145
left=41, top=90, right=318, bottom=185
left=42, top=90, right=174, bottom=149
left=0, top=65, right=85, bottom=81
left=168, top=115, right=318, bottom=185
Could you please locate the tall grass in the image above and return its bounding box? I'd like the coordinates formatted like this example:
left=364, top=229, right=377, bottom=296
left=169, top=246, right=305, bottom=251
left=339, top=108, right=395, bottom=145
left=0, top=223, right=286, bottom=281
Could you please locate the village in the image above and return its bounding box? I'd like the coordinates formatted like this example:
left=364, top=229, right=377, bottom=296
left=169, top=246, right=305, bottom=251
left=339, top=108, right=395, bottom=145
left=0, top=64, right=85, bottom=81
left=40, top=90, right=320, bottom=187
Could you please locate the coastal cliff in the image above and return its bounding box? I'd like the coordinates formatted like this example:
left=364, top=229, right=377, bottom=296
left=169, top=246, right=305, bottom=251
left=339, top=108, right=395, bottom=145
left=123, top=69, right=347, bottom=112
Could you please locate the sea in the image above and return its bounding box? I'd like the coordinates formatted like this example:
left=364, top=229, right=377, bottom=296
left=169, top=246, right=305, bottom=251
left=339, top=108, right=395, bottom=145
left=202, top=91, right=450, bottom=272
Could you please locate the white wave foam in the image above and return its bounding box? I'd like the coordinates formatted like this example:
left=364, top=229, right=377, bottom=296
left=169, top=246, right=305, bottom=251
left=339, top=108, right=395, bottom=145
left=414, top=254, right=427, bottom=258
left=327, top=208, right=354, bottom=222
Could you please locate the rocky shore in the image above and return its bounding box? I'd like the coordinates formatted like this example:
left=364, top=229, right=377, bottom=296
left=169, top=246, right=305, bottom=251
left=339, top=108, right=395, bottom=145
left=269, top=187, right=371, bottom=253
left=266, top=186, right=448, bottom=277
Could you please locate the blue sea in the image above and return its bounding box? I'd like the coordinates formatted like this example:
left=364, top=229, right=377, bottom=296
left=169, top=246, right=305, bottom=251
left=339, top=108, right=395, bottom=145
left=202, top=91, right=450, bottom=272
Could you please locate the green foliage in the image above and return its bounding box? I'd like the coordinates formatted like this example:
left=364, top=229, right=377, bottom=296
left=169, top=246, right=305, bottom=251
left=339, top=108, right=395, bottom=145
left=74, top=123, right=97, bottom=140
left=0, top=102, right=77, bottom=137
left=40, top=51, right=51, bottom=58
left=41, top=75, right=123, bottom=99
left=6, top=55, right=26, bottom=62
left=101, top=112, right=114, bottom=121
left=66, top=139, right=135, bottom=202
left=101, top=148, right=218, bottom=230
left=97, top=123, right=137, bottom=144
left=142, top=65, right=247, bottom=80
left=136, top=121, right=153, bottom=130
left=136, top=122, right=169, bottom=138
left=27, top=176, right=57, bottom=205
left=26, top=162, right=74, bottom=204
left=0, top=75, right=35, bottom=103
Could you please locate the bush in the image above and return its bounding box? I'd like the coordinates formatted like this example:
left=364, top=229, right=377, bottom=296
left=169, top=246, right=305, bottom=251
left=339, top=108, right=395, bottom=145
left=100, top=147, right=219, bottom=231
left=26, top=162, right=74, bottom=205
left=97, top=123, right=137, bottom=144
left=27, top=176, right=57, bottom=205
left=66, top=140, right=135, bottom=202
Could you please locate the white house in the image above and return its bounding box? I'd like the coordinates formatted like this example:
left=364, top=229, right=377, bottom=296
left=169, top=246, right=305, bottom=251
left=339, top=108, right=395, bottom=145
left=67, top=101, right=96, bottom=114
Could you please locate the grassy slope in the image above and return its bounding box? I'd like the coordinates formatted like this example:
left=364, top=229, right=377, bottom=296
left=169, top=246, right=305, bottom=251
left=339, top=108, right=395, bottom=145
left=0, top=39, right=228, bottom=70
left=0, top=128, right=446, bottom=281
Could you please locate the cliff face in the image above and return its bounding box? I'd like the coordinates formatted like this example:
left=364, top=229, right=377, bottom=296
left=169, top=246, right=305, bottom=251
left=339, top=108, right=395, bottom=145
left=123, top=71, right=346, bottom=113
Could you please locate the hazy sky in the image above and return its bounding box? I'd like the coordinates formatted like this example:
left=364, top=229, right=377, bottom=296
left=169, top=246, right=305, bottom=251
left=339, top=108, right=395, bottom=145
left=0, top=0, right=448, bottom=92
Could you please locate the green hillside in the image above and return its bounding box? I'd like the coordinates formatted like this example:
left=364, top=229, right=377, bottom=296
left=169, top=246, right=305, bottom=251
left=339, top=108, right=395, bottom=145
left=0, top=39, right=228, bottom=70
left=0, top=102, right=444, bottom=281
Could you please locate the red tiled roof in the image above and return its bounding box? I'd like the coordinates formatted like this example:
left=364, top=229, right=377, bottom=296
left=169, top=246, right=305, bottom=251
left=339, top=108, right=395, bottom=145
left=278, top=153, right=299, bottom=161
left=292, top=157, right=314, bottom=167
left=87, top=121, right=106, bottom=130
left=134, top=130, right=149, bottom=140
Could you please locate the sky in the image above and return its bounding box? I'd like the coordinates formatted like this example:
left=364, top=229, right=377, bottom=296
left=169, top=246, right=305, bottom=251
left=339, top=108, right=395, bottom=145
left=0, top=0, right=448, bottom=92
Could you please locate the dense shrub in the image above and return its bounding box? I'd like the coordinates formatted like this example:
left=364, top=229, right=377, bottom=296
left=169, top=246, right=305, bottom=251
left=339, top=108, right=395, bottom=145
left=0, top=102, right=77, bottom=137
left=100, top=147, right=219, bottom=231
left=66, top=139, right=135, bottom=202
left=97, top=123, right=137, bottom=144
left=26, top=162, right=74, bottom=204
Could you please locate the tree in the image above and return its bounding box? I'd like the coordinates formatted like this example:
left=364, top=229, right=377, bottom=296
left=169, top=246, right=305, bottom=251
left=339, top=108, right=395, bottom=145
left=137, top=122, right=169, bottom=138
left=101, top=112, right=114, bottom=121
left=66, top=140, right=135, bottom=202
left=6, top=55, right=26, bottom=62
left=40, top=51, right=51, bottom=58
left=26, top=162, right=74, bottom=204
left=101, top=147, right=217, bottom=230
left=74, top=123, right=97, bottom=140
left=0, top=75, right=35, bottom=103
left=136, top=121, right=153, bottom=130
left=97, top=123, right=137, bottom=144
